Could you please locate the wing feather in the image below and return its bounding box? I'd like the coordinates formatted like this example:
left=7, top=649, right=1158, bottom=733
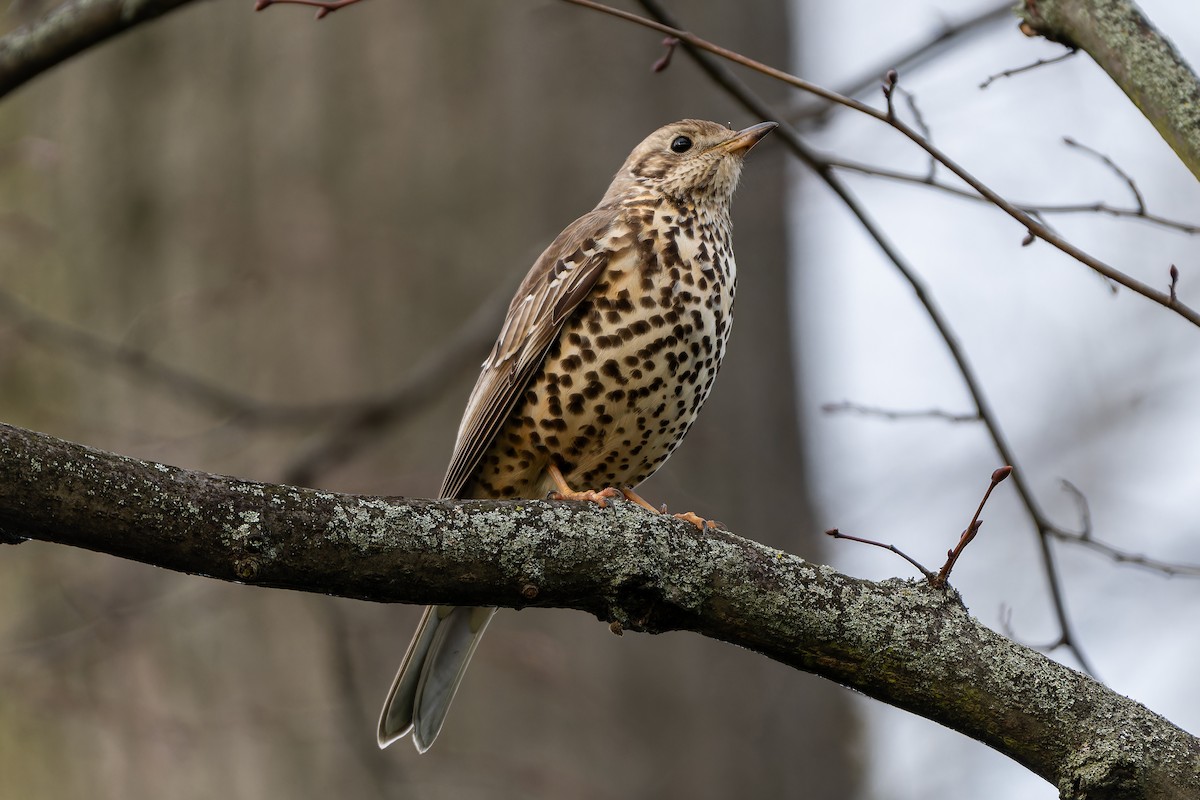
left=439, top=206, right=621, bottom=499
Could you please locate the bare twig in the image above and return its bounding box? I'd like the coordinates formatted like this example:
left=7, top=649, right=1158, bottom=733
left=0, top=286, right=501, bottom=438
left=882, top=69, right=899, bottom=121
left=825, top=528, right=936, bottom=581
left=821, top=401, right=979, bottom=423
left=280, top=287, right=507, bottom=485
left=933, top=466, right=1012, bottom=588
left=566, top=0, right=1200, bottom=327
left=1047, top=480, right=1200, bottom=577
left=790, top=2, right=1015, bottom=124
left=253, top=0, right=363, bottom=18
left=1170, top=265, right=1180, bottom=304
left=651, top=36, right=679, bottom=73
left=1062, top=136, right=1146, bottom=213
left=0, top=288, right=303, bottom=423
left=828, top=157, right=1200, bottom=234
left=979, top=49, right=1078, bottom=89
left=898, top=87, right=937, bottom=180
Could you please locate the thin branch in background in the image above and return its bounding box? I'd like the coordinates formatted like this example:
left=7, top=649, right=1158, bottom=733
left=825, top=528, right=936, bottom=581
left=253, top=0, right=363, bottom=18
left=651, top=36, right=679, bottom=73
left=997, top=604, right=1066, bottom=653
left=881, top=69, right=899, bottom=121
left=826, top=157, right=1200, bottom=234
left=0, top=285, right=502, bottom=438
left=278, top=288, right=507, bottom=486
left=0, top=288, right=299, bottom=423
left=1047, top=480, right=1200, bottom=577
left=632, top=0, right=1098, bottom=677
left=897, top=85, right=937, bottom=180
left=789, top=2, right=1015, bottom=124
left=933, top=466, right=1012, bottom=588
left=1062, top=136, right=1147, bottom=213
left=979, top=48, right=1079, bottom=89
left=1059, top=479, right=1094, bottom=540
left=310, top=598, right=389, bottom=798
left=821, top=401, right=980, bottom=423
left=566, top=0, right=1200, bottom=327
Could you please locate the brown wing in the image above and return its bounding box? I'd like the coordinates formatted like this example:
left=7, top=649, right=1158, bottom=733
left=439, top=206, right=622, bottom=499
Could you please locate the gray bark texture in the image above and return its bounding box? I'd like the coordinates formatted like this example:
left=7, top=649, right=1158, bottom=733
left=3, top=421, right=1199, bottom=800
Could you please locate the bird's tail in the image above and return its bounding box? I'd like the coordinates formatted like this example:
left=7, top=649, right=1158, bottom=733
left=376, top=604, right=497, bottom=752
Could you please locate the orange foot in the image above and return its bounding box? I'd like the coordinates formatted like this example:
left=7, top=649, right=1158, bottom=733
left=620, top=486, right=720, bottom=531
left=547, top=463, right=622, bottom=508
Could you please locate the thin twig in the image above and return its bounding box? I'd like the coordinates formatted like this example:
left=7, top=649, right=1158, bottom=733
left=825, top=528, right=936, bottom=581
left=821, top=401, right=979, bottom=423
left=827, top=157, right=1200, bottom=234
left=1046, top=480, right=1200, bottom=577
left=0, top=286, right=502, bottom=433
left=1063, top=136, right=1147, bottom=214
left=253, top=0, right=363, bottom=19
left=790, top=2, right=1015, bottom=123
left=933, top=466, right=1012, bottom=588
left=278, top=289, right=508, bottom=486
left=882, top=69, right=899, bottom=122
left=651, top=36, right=679, bottom=73
left=979, top=49, right=1078, bottom=89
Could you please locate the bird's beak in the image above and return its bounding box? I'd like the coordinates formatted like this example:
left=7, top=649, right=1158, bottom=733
left=713, top=121, right=778, bottom=155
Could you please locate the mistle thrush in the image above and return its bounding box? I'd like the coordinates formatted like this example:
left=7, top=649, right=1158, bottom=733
left=377, top=119, right=777, bottom=752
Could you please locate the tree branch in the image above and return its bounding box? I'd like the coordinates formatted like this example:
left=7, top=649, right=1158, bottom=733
left=1018, top=0, right=1200, bottom=181
left=1, top=421, right=1198, bottom=798
left=0, top=0, right=207, bottom=98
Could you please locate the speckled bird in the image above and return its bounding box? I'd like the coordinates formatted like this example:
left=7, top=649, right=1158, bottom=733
left=377, top=119, right=777, bottom=752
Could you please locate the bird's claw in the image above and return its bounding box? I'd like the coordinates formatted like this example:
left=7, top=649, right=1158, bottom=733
left=549, top=485, right=622, bottom=508
left=673, top=511, right=718, bottom=530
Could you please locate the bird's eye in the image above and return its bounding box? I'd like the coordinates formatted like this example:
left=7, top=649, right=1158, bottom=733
left=670, top=135, right=693, bottom=154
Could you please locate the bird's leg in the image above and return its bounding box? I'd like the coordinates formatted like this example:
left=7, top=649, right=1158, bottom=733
left=620, top=486, right=717, bottom=531
left=617, top=485, right=664, bottom=514
left=546, top=463, right=622, bottom=508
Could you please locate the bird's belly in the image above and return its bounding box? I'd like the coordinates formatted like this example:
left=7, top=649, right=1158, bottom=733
left=464, top=273, right=732, bottom=500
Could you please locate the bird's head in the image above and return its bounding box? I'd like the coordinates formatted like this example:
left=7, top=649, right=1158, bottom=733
left=602, top=119, right=777, bottom=208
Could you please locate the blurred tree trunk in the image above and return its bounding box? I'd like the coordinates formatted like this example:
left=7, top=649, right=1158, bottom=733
left=0, top=1, right=858, bottom=798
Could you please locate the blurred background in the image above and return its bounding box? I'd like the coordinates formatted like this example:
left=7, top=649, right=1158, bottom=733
left=0, top=0, right=1196, bottom=798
